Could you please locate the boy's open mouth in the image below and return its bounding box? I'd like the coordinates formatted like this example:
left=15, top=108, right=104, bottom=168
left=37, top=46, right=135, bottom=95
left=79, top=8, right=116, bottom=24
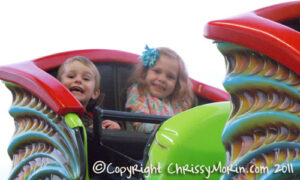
left=69, top=86, right=84, bottom=93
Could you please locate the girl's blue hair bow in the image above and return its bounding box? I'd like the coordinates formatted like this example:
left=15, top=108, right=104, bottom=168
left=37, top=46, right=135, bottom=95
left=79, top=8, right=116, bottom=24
left=138, top=45, right=159, bottom=67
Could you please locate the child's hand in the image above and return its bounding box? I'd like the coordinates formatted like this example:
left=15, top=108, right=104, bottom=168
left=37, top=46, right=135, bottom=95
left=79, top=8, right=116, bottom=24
left=102, top=120, right=121, bottom=130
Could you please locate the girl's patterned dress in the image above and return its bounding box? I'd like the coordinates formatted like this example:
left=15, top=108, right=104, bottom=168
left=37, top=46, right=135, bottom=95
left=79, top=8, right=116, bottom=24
left=125, top=84, right=185, bottom=133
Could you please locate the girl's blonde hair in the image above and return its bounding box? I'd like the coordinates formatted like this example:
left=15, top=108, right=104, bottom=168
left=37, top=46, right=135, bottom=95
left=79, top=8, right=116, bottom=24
left=129, top=47, right=195, bottom=109
left=57, top=56, right=101, bottom=90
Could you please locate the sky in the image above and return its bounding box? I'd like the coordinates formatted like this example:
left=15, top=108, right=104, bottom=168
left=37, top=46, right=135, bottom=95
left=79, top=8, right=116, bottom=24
left=0, top=0, right=291, bottom=178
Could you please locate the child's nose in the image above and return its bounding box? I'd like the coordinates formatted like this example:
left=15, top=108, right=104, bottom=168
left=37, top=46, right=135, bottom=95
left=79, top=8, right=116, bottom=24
left=74, top=77, right=82, bottom=83
left=158, top=75, right=167, bottom=83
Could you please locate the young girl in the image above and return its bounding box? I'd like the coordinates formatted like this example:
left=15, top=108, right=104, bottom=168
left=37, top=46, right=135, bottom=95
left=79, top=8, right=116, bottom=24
left=57, top=56, right=120, bottom=130
left=125, top=45, right=195, bottom=133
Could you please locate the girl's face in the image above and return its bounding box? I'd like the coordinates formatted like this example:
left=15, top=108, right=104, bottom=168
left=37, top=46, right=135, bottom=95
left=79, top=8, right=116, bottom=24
left=145, top=55, right=179, bottom=99
left=60, top=61, right=100, bottom=107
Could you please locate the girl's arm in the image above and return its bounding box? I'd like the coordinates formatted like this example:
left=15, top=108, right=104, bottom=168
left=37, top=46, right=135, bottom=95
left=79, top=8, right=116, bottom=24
left=125, top=85, right=156, bottom=133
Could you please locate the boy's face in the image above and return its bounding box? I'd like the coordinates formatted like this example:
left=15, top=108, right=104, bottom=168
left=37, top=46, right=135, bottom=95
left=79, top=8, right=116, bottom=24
left=145, top=55, right=179, bottom=99
left=60, top=61, right=100, bottom=108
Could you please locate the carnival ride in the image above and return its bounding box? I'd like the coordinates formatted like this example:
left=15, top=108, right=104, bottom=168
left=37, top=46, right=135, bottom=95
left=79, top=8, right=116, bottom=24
left=0, top=49, right=229, bottom=180
left=1, top=1, right=299, bottom=180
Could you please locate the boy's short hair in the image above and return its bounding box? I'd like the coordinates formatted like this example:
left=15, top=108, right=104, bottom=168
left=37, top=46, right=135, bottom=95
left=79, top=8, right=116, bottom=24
left=57, top=56, right=101, bottom=90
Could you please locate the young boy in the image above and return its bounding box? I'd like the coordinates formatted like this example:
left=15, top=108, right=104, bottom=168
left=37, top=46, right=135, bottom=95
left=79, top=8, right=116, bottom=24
left=57, top=56, right=120, bottom=129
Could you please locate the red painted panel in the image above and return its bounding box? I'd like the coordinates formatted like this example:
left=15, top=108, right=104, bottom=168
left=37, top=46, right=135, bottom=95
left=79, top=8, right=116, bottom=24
left=0, top=61, right=84, bottom=115
left=33, top=49, right=139, bottom=71
left=205, top=1, right=300, bottom=75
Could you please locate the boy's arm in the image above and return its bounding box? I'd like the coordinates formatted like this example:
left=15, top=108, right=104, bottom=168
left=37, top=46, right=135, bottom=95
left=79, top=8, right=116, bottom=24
left=102, top=120, right=121, bottom=130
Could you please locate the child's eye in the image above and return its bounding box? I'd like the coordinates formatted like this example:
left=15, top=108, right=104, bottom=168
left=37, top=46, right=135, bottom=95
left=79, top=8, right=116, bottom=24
left=83, top=77, right=90, bottom=81
left=167, top=74, right=176, bottom=80
left=152, top=69, right=161, bottom=74
left=67, top=74, right=75, bottom=78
